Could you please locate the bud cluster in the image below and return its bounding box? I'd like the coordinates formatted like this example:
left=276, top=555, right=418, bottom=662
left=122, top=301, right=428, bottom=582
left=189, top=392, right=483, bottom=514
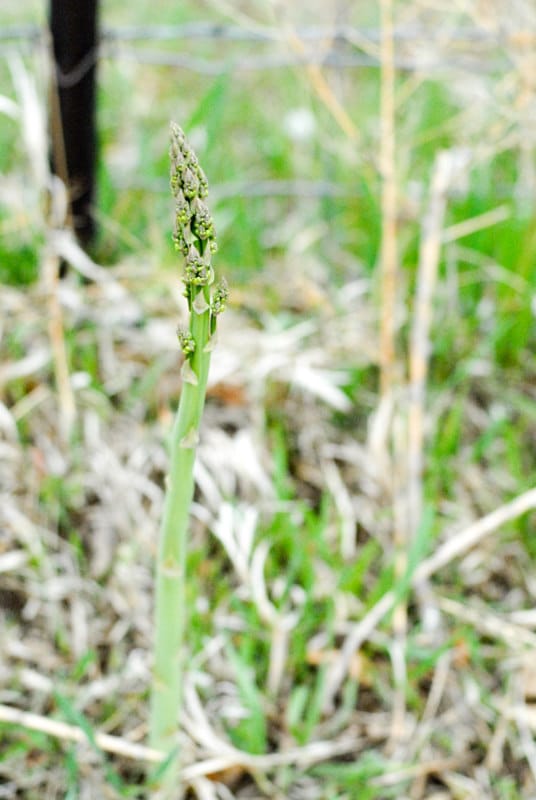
left=170, top=123, right=217, bottom=279
left=177, top=328, right=195, bottom=356
left=211, top=278, right=229, bottom=316
left=170, top=122, right=228, bottom=355
left=184, top=245, right=214, bottom=286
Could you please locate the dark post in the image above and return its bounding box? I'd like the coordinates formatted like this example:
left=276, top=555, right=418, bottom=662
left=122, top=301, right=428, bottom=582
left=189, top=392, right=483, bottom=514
left=49, top=0, right=99, bottom=246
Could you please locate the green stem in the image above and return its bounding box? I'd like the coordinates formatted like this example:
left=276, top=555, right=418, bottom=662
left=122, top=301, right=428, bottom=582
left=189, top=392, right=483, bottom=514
left=149, top=289, right=211, bottom=783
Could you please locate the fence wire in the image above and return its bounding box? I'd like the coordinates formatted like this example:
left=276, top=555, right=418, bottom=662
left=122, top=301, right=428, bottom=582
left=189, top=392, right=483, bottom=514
left=0, top=22, right=516, bottom=81
left=1, top=19, right=529, bottom=202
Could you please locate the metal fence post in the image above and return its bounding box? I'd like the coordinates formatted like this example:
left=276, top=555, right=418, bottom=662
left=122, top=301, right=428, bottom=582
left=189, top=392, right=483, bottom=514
left=49, top=0, right=99, bottom=247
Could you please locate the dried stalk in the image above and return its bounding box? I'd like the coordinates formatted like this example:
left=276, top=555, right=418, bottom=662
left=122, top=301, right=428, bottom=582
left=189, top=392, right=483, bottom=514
left=378, top=0, right=398, bottom=398
left=43, top=246, right=76, bottom=439
left=0, top=702, right=360, bottom=777
left=377, top=0, right=408, bottom=748
left=408, top=151, right=459, bottom=542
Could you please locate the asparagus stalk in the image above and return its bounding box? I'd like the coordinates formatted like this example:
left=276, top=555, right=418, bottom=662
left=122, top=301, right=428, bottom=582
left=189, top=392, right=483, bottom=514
left=149, top=124, right=227, bottom=780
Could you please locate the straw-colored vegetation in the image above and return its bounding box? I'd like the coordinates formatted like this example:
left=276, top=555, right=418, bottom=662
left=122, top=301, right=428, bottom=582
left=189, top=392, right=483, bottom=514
left=1, top=1, right=536, bottom=798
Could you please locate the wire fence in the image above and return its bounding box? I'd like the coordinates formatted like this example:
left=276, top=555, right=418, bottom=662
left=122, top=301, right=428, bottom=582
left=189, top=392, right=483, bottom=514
left=1, top=19, right=531, bottom=210
left=0, top=21, right=517, bottom=79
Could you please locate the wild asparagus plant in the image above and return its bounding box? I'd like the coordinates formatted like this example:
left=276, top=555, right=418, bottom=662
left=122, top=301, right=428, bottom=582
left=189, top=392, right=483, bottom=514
left=150, top=124, right=227, bottom=766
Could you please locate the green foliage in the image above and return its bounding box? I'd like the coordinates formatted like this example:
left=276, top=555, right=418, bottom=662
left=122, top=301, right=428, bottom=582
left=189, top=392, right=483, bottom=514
left=0, top=240, right=39, bottom=285
left=313, top=752, right=391, bottom=797
left=226, top=641, right=268, bottom=754
left=493, top=776, right=526, bottom=799
left=54, top=691, right=127, bottom=793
